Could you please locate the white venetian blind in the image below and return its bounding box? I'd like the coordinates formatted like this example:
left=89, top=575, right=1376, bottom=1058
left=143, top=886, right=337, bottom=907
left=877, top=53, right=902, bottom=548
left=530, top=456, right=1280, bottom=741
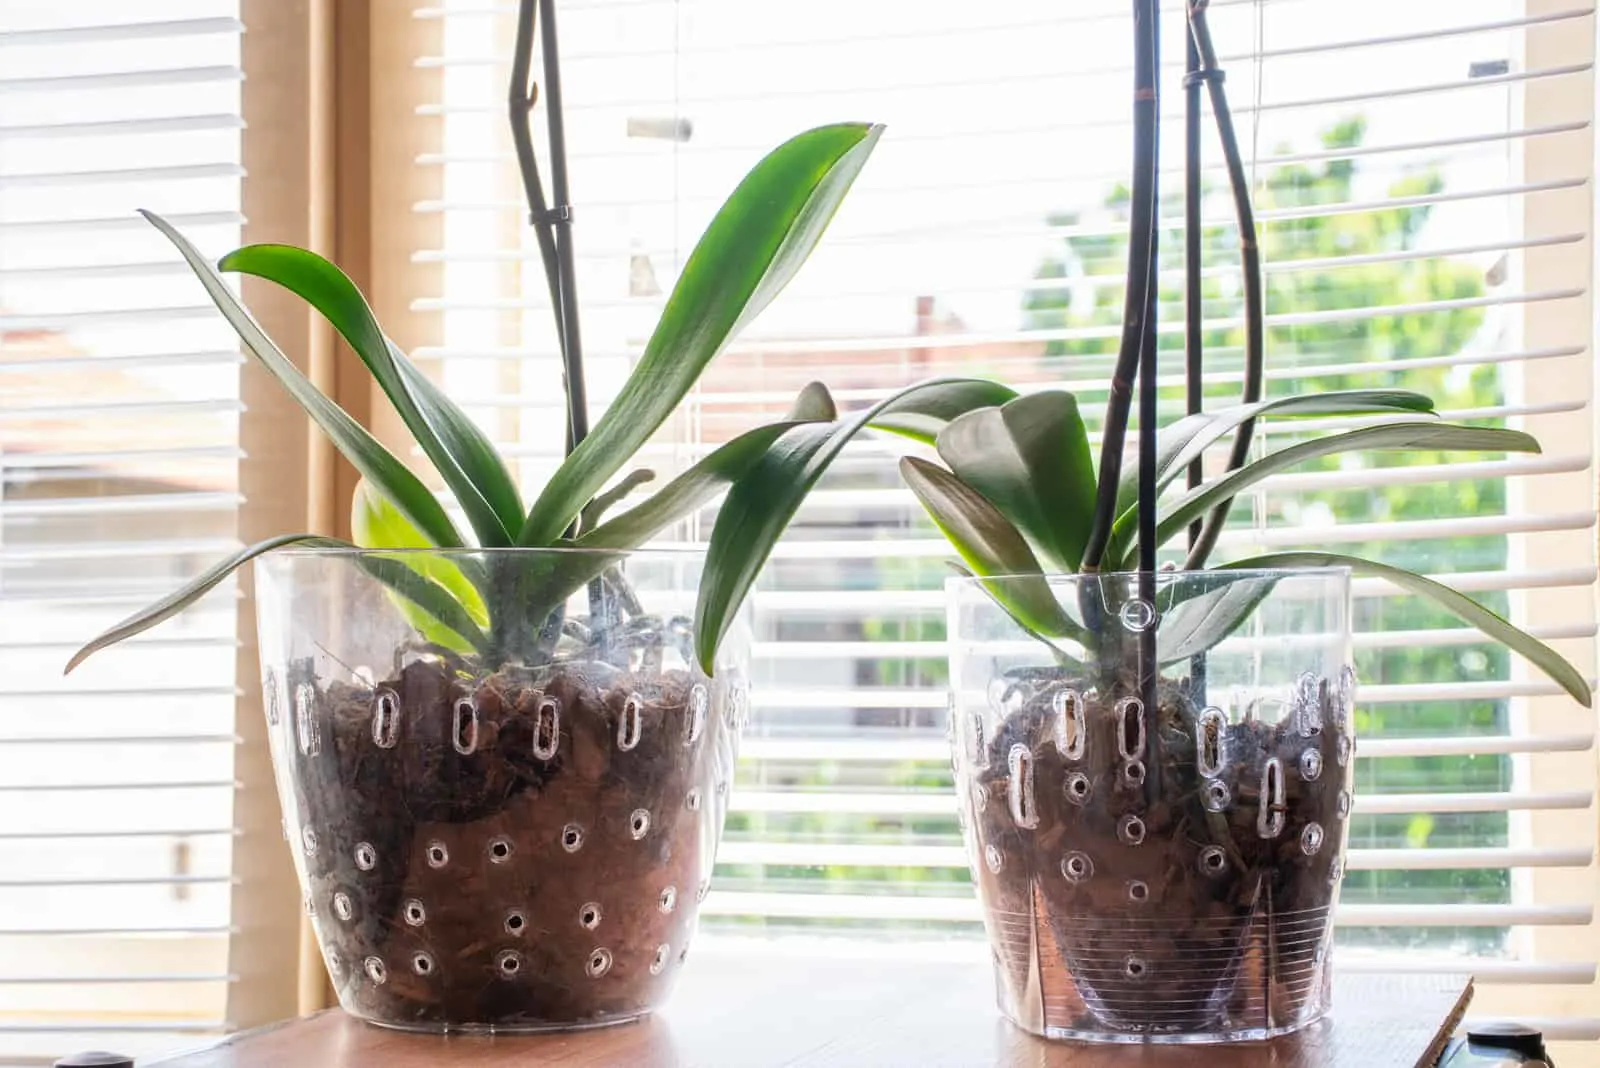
left=410, top=0, right=1599, bottom=1050
left=0, top=3, right=243, bottom=1065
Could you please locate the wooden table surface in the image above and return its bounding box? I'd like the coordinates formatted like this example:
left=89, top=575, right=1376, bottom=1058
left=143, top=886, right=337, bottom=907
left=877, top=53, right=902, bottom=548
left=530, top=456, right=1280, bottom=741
left=151, top=950, right=1471, bottom=1068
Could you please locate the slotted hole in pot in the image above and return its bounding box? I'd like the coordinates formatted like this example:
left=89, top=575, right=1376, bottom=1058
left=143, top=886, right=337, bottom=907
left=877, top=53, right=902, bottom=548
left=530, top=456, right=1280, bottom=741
left=1006, top=744, right=1038, bottom=829
left=533, top=695, right=561, bottom=760
left=1196, top=707, right=1225, bottom=777
left=1258, top=757, right=1286, bottom=838
left=371, top=689, right=399, bottom=748
left=452, top=696, right=479, bottom=755
left=617, top=694, right=643, bottom=751
left=1116, top=696, right=1145, bottom=761
left=1053, top=688, right=1085, bottom=760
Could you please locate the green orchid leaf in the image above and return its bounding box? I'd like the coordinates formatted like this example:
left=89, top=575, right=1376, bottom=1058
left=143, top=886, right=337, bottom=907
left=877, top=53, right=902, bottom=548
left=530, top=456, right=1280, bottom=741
left=693, top=377, right=1048, bottom=673
left=356, top=551, right=493, bottom=655
left=143, top=212, right=464, bottom=550
left=220, top=243, right=522, bottom=546
left=352, top=479, right=489, bottom=654
left=580, top=469, right=657, bottom=533
left=1113, top=389, right=1437, bottom=522
left=1222, top=552, right=1592, bottom=706
left=580, top=422, right=811, bottom=553
left=519, top=123, right=885, bottom=547
left=66, top=533, right=342, bottom=673
left=936, top=390, right=1096, bottom=571
left=900, top=456, right=1076, bottom=642
left=787, top=381, right=838, bottom=422
left=867, top=380, right=1020, bottom=444
left=1108, top=422, right=1541, bottom=566
left=1156, top=573, right=1279, bottom=664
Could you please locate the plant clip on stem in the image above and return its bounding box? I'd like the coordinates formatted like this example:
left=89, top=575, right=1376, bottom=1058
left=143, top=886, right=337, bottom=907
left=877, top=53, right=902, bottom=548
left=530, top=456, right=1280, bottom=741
left=509, top=0, right=588, bottom=454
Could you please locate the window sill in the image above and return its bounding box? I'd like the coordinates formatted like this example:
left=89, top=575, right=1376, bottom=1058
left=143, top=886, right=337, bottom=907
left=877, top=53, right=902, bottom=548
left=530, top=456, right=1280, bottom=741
left=145, top=944, right=1470, bottom=1067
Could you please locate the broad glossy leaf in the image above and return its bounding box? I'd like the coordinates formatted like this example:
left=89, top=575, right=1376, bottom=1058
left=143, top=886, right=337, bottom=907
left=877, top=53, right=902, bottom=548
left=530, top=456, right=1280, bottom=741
left=1156, top=574, right=1279, bottom=664
left=66, top=534, right=341, bottom=673
left=936, top=390, right=1096, bottom=571
left=1113, top=390, right=1436, bottom=522
left=1223, top=552, right=1591, bottom=706
left=520, top=124, right=884, bottom=547
left=900, top=456, right=1076, bottom=641
left=221, top=243, right=522, bottom=546
left=144, top=212, right=464, bottom=549
left=579, top=421, right=812, bottom=552
left=867, top=380, right=1020, bottom=444
left=1107, top=422, right=1540, bottom=566
left=693, top=377, right=1036, bottom=672
left=352, top=479, right=489, bottom=654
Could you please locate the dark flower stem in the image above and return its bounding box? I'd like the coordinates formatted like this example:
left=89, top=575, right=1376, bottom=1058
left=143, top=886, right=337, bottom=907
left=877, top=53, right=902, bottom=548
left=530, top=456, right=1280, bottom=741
left=509, top=0, right=589, bottom=455
left=1183, top=0, right=1265, bottom=570
left=1131, top=0, right=1163, bottom=797
left=1080, top=0, right=1164, bottom=575
left=1184, top=28, right=1205, bottom=531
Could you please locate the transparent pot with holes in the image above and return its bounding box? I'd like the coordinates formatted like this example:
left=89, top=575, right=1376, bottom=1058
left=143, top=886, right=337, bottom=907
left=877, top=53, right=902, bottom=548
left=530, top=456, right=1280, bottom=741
left=947, top=568, right=1355, bottom=1043
left=255, top=548, right=749, bottom=1032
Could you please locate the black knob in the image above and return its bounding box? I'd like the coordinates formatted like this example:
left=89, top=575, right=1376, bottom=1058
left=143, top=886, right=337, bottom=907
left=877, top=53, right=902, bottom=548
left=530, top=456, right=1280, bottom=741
left=54, top=1054, right=135, bottom=1068
left=1467, top=1022, right=1550, bottom=1062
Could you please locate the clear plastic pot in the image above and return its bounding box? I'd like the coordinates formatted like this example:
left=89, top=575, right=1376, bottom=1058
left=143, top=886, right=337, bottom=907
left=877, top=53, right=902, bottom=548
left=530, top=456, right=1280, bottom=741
left=255, top=548, right=749, bottom=1032
left=947, top=568, right=1354, bottom=1043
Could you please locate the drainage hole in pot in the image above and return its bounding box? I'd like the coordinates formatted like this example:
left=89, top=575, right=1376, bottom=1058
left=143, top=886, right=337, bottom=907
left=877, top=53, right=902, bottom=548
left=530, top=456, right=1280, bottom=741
left=1117, top=814, right=1146, bottom=847
left=1199, top=845, right=1228, bottom=877
left=1006, top=744, right=1038, bottom=829
left=403, top=898, right=426, bottom=926
left=678, top=944, right=690, bottom=965
left=1060, top=851, right=1093, bottom=883
left=1202, top=779, right=1230, bottom=813
left=1126, top=880, right=1149, bottom=904
left=629, top=808, right=651, bottom=840
left=487, top=835, right=514, bottom=863
left=300, top=826, right=317, bottom=856
left=504, top=909, right=526, bottom=935
left=650, top=943, right=671, bottom=976
left=586, top=948, right=613, bottom=979
left=353, top=842, right=376, bottom=871
left=685, top=789, right=702, bottom=813
left=332, top=892, right=352, bottom=922
left=1301, top=822, right=1325, bottom=856
left=696, top=880, right=709, bottom=903
left=1121, top=759, right=1146, bottom=787
left=426, top=841, right=449, bottom=868
left=364, top=956, right=387, bottom=985
left=579, top=902, right=602, bottom=930
left=1123, top=955, right=1148, bottom=981
left=983, top=843, right=1004, bottom=873
left=1336, top=789, right=1352, bottom=819
left=1300, top=747, right=1324, bottom=782
left=561, top=823, right=584, bottom=853
left=1064, top=772, right=1092, bottom=806
left=452, top=697, right=479, bottom=755
left=496, top=949, right=523, bottom=978
left=411, top=952, right=434, bottom=976
left=658, top=886, right=676, bottom=914
left=326, top=948, right=343, bottom=976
